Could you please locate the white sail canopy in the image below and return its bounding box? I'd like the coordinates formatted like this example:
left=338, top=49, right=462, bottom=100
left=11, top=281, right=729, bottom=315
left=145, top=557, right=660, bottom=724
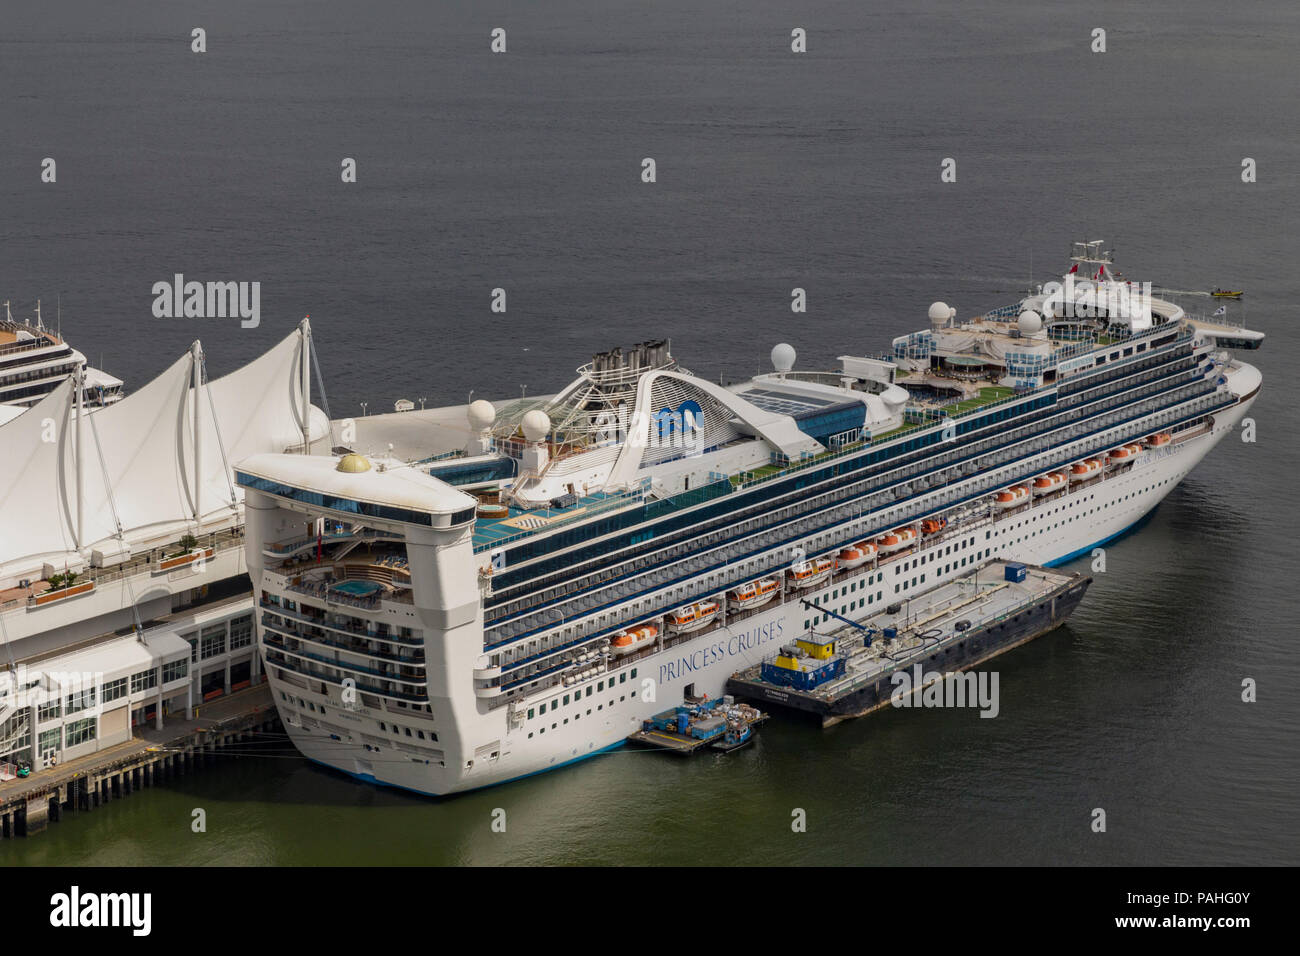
left=0, top=323, right=325, bottom=579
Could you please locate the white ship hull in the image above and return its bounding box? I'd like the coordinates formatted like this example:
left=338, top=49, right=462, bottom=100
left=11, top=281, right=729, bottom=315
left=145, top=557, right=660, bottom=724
left=264, top=376, right=1256, bottom=795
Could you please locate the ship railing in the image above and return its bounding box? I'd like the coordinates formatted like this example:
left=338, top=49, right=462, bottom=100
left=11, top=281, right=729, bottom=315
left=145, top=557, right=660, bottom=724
left=485, top=383, right=1225, bottom=704
left=471, top=486, right=648, bottom=554
left=263, top=601, right=423, bottom=646
left=261, top=610, right=424, bottom=659
left=799, top=586, right=1070, bottom=699
left=483, top=384, right=1231, bottom=666
left=263, top=650, right=428, bottom=703
left=262, top=633, right=425, bottom=683
left=1184, top=310, right=1247, bottom=329
left=1, top=529, right=246, bottom=614
left=0, top=334, right=66, bottom=358
left=486, top=367, right=1212, bottom=631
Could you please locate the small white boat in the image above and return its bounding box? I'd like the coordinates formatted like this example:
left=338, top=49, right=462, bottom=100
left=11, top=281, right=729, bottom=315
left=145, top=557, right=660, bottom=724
left=610, top=623, right=659, bottom=656
left=787, top=558, right=834, bottom=588
left=1069, top=459, right=1102, bottom=481
left=836, top=542, right=876, bottom=569
left=667, top=601, right=720, bottom=634
left=876, top=528, right=917, bottom=554
left=728, top=578, right=780, bottom=610
left=1031, top=472, right=1067, bottom=496
left=993, top=485, right=1030, bottom=510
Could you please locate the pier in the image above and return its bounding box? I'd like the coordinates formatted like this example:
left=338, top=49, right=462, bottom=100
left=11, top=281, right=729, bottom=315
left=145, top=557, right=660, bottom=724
left=0, top=684, right=280, bottom=840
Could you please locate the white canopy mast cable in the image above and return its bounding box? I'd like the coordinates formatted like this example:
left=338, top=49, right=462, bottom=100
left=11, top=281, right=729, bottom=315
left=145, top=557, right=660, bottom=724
left=299, top=318, right=311, bottom=455
left=201, top=353, right=240, bottom=513
left=304, top=317, right=337, bottom=452
left=84, top=397, right=148, bottom=643
left=192, top=342, right=204, bottom=526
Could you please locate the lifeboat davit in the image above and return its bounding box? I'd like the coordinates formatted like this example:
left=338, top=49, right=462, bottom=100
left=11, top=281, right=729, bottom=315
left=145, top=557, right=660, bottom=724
left=728, top=577, right=780, bottom=610
left=1069, top=458, right=1102, bottom=481
left=876, top=527, right=918, bottom=554
left=837, top=542, right=877, bottom=569
left=1146, top=432, right=1172, bottom=447
left=611, top=623, right=659, bottom=656
left=1032, top=472, right=1067, bottom=496
left=667, top=601, right=720, bottom=634
left=993, top=485, right=1030, bottom=510
left=787, top=557, right=835, bottom=588
left=920, top=517, right=947, bottom=536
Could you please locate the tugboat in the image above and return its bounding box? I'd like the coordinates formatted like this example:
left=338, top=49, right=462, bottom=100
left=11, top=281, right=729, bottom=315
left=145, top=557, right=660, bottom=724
left=711, top=720, right=753, bottom=753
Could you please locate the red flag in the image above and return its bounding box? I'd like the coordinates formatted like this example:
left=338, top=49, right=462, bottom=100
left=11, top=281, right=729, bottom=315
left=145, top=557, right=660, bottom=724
left=316, top=529, right=322, bottom=562
left=1068, top=263, right=1078, bottom=274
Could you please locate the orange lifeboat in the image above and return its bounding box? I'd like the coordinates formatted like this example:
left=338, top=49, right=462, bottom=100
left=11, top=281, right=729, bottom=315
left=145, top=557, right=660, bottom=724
left=1069, top=458, right=1102, bottom=481
left=611, top=623, right=659, bottom=656
left=920, top=517, right=947, bottom=536
left=837, top=542, right=877, bottom=569
left=1146, top=432, right=1172, bottom=447
left=1108, top=445, right=1135, bottom=461
left=1032, top=472, right=1067, bottom=496
left=876, top=527, right=918, bottom=554
left=728, top=577, right=780, bottom=610
left=994, top=485, right=1030, bottom=511
left=787, top=557, right=835, bottom=588
left=667, top=600, right=720, bottom=634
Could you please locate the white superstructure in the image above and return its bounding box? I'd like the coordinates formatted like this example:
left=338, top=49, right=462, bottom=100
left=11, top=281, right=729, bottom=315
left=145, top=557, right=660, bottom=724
left=0, top=301, right=123, bottom=409
left=238, top=246, right=1262, bottom=795
left=1, top=322, right=329, bottom=776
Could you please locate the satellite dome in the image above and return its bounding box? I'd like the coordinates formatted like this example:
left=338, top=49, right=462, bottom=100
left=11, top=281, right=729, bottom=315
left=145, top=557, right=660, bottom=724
left=467, top=399, right=495, bottom=430
left=928, top=301, right=956, bottom=323
left=336, top=453, right=372, bottom=474
left=771, top=343, right=796, bottom=372
left=1017, top=310, right=1043, bottom=335
left=521, top=409, right=551, bottom=443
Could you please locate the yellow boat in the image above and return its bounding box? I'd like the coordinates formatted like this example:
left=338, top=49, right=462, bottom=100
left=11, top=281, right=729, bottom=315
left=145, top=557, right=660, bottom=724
left=1211, top=288, right=1243, bottom=298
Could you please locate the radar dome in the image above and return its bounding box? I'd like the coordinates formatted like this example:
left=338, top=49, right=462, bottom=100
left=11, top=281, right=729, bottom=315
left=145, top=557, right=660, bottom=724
left=467, top=399, right=495, bottom=430
left=928, top=301, right=956, bottom=324
left=1017, top=310, right=1043, bottom=335
left=521, top=409, right=551, bottom=443
left=336, top=453, right=372, bottom=474
left=771, top=343, right=796, bottom=372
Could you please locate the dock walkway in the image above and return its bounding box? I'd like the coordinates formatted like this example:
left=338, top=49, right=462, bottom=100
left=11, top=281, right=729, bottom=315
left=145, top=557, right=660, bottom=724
left=0, top=684, right=280, bottom=840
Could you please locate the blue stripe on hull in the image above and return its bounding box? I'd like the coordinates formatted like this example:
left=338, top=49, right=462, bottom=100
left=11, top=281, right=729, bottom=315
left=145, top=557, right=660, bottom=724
left=307, top=740, right=626, bottom=798
left=1045, top=510, right=1155, bottom=567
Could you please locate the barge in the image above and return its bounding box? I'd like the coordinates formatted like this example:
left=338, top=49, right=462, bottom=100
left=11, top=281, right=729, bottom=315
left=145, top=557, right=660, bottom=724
left=727, top=560, right=1090, bottom=726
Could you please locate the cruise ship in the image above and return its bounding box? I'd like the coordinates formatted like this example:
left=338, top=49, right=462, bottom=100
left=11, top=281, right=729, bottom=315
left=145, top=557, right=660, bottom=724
left=0, top=301, right=124, bottom=414
left=236, top=243, right=1263, bottom=795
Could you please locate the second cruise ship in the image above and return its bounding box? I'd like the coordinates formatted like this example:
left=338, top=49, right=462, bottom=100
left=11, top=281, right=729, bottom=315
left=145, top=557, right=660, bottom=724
left=235, top=243, right=1263, bottom=795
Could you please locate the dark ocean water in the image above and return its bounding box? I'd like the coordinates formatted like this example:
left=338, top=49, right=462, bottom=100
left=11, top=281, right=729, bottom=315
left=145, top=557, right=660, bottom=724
left=2, top=1, right=1296, bottom=865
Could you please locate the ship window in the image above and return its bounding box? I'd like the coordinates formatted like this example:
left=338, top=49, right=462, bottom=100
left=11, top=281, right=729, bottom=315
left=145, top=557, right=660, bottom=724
left=563, top=695, right=570, bottom=705
left=631, top=669, right=637, bottom=679
left=620, top=673, right=626, bottom=683
left=527, top=708, right=534, bottom=719
left=586, top=687, right=593, bottom=697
